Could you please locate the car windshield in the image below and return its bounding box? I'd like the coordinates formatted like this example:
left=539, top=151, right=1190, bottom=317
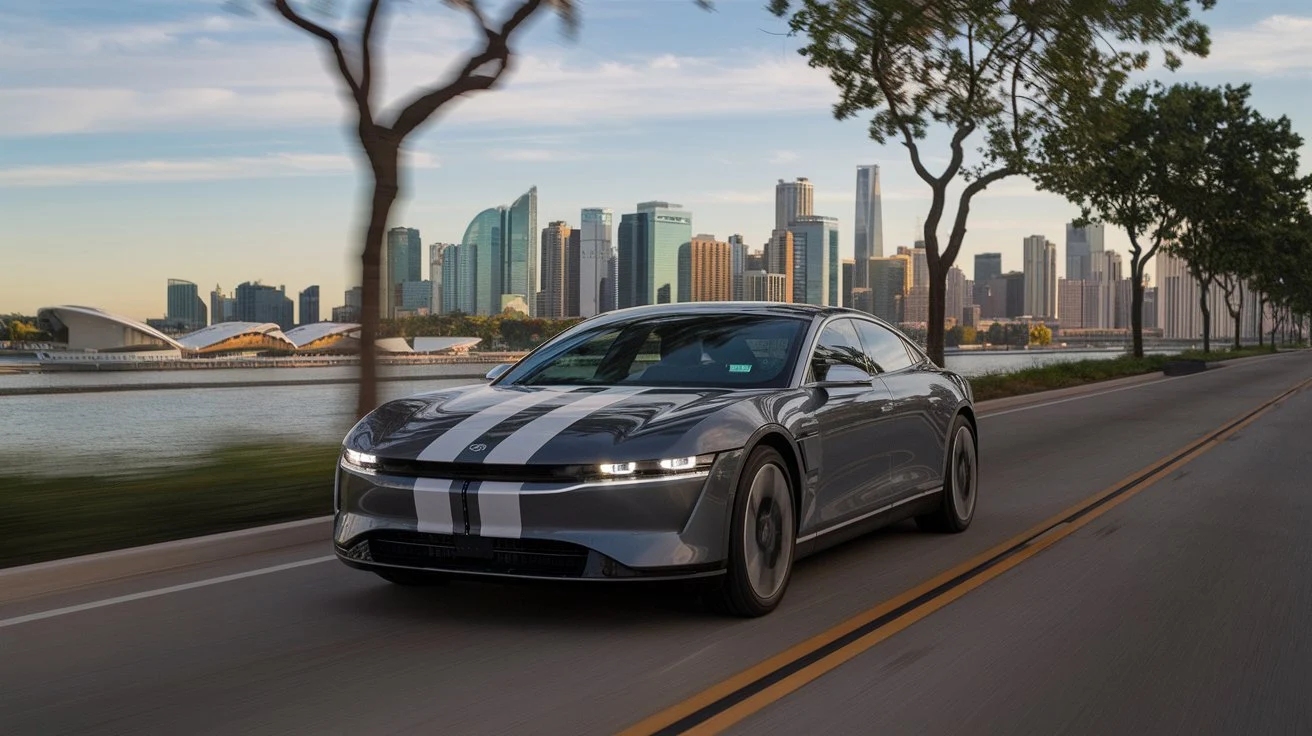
left=498, top=313, right=810, bottom=389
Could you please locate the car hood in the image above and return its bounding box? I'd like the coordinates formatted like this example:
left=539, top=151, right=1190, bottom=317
left=347, top=383, right=764, bottom=465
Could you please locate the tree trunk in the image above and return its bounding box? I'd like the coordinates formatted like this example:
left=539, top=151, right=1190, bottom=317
left=926, top=265, right=947, bottom=367
left=1130, top=261, right=1146, bottom=358
left=1258, top=293, right=1266, bottom=347
left=356, top=149, right=401, bottom=420
left=1197, top=276, right=1211, bottom=353
left=1231, top=285, right=1243, bottom=351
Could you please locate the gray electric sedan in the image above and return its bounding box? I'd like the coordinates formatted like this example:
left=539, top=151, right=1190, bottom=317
left=334, top=302, right=978, bottom=616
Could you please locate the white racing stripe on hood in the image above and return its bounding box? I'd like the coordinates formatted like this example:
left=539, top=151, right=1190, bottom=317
left=481, top=386, right=646, bottom=464
left=476, top=482, right=524, bottom=539
left=414, top=477, right=458, bottom=534
left=416, top=389, right=565, bottom=462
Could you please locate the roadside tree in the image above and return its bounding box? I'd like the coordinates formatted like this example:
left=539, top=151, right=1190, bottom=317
left=768, top=0, right=1213, bottom=366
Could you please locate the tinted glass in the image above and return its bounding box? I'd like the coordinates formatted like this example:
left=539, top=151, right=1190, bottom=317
left=809, top=318, right=871, bottom=382
left=499, top=314, right=808, bottom=388
left=853, top=319, right=914, bottom=373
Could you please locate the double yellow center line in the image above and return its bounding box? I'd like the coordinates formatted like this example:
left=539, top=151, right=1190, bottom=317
left=620, top=375, right=1312, bottom=736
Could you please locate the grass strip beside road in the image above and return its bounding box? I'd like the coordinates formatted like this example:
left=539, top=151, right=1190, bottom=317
left=0, top=443, right=337, bottom=569
left=967, top=345, right=1278, bottom=402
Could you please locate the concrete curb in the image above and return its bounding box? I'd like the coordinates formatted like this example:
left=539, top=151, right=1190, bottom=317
left=0, top=516, right=333, bottom=605
left=3, top=349, right=1298, bottom=603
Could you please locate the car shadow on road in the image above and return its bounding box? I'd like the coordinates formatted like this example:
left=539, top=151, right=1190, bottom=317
left=321, top=521, right=928, bottom=630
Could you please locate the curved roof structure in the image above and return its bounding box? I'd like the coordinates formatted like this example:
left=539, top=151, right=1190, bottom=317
left=175, top=322, right=296, bottom=354
left=37, top=305, right=184, bottom=352
left=284, top=322, right=361, bottom=351
left=375, top=337, right=414, bottom=354
left=413, top=336, right=482, bottom=354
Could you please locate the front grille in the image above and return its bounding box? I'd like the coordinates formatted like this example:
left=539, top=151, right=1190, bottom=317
left=364, top=530, right=590, bottom=578
left=374, top=458, right=590, bottom=483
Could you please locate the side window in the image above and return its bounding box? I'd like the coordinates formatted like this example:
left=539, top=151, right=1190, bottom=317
left=809, top=319, right=871, bottom=382
left=854, top=320, right=914, bottom=373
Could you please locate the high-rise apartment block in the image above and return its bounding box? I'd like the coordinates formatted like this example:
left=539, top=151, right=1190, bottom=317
left=1023, top=235, right=1058, bottom=319
left=680, top=235, right=732, bottom=302
left=775, top=177, right=814, bottom=231
left=744, top=270, right=790, bottom=302
left=787, top=215, right=840, bottom=306
left=384, top=227, right=422, bottom=318
left=166, top=279, right=208, bottom=331
left=538, top=221, right=573, bottom=319
left=1065, top=222, right=1105, bottom=282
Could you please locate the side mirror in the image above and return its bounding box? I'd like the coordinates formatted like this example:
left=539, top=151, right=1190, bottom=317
left=810, top=359, right=873, bottom=385
left=484, top=363, right=512, bottom=382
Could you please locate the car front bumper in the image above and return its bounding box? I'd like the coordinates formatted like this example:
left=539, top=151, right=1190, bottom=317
left=333, top=449, right=745, bottom=581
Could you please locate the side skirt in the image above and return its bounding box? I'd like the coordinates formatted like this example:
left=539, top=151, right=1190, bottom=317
left=796, top=487, right=943, bottom=560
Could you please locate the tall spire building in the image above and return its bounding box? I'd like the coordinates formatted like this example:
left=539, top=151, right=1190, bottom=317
left=854, top=165, right=885, bottom=298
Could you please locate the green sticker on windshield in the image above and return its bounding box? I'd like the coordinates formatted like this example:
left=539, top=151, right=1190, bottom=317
left=728, top=364, right=753, bottom=373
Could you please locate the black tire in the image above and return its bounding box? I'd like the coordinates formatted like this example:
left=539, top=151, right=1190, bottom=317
left=708, top=446, right=797, bottom=617
left=916, top=414, right=978, bottom=533
left=375, top=568, right=449, bottom=586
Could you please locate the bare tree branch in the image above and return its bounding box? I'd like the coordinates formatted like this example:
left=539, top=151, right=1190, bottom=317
left=388, top=0, right=544, bottom=138
left=360, top=0, right=384, bottom=104
left=270, top=0, right=366, bottom=109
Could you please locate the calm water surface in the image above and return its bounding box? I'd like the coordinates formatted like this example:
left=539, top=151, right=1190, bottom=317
left=0, top=349, right=1165, bottom=473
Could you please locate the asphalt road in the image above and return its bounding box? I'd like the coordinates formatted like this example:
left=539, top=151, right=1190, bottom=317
left=3, top=351, right=1311, bottom=736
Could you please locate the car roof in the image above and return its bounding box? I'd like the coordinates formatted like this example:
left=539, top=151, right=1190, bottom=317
left=577, top=301, right=899, bottom=331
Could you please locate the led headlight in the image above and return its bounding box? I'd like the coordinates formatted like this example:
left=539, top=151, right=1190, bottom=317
left=340, top=448, right=381, bottom=473
left=594, top=454, right=715, bottom=480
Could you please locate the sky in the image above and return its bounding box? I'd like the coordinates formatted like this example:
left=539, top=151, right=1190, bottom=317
left=2, top=0, right=1312, bottom=320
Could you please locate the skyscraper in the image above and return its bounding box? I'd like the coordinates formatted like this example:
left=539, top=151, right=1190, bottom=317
left=973, top=252, right=1002, bottom=315
left=384, top=227, right=422, bottom=318
left=166, top=279, right=207, bottom=331
left=841, top=259, right=855, bottom=308
left=441, top=244, right=477, bottom=315
left=681, top=235, right=731, bottom=302
left=578, top=207, right=614, bottom=317
left=775, top=177, right=814, bottom=231
left=870, top=257, right=906, bottom=323
left=729, top=234, right=748, bottom=301
left=854, top=165, right=885, bottom=295
left=428, top=243, right=454, bottom=315
left=457, top=186, right=538, bottom=316
left=945, top=267, right=967, bottom=328
left=298, top=285, right=320, bottom=326
left=209, top=285, right=228, bottom=326
left=744, top=270, right=790, bottom=301
left=787, top=215, right=839, bottom=306
left=235, top=282, right=294, bottom=330
left=538, top=221, right=572, bottom=319
left=1065, top=222, right=1105, bottom=282
left=1023, top=235, right=1058, bottom=319
left=617, top=201, right=692, bottom=307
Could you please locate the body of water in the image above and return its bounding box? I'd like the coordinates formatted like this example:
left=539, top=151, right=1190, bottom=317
left=0, top=349, right=1166, bottom=473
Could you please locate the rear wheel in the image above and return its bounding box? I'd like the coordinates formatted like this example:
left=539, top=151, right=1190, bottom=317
left=708, top=446, right=796, bottom=617
left=916, top=414, right=978, bottom=533
left=375, top=568, right=448, bottom=586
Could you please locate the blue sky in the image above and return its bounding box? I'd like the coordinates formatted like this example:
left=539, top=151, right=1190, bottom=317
left=2, top=0, right=1311, bottom=319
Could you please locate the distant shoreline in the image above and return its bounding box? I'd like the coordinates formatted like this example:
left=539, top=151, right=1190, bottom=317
left=0, top=371, right=488, bottom=397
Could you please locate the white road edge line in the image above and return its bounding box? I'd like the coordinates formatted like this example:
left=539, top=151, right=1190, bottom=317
left=0, top=555, right=335, bottom=630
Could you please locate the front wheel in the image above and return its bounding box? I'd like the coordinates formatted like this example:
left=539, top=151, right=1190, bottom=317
left=916, top=414, right=978, bottom=533
left=708, top=446, right=796, bottom=617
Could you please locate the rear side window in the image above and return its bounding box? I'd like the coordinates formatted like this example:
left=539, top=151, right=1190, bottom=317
left=853, top=320, right=914, bottom=373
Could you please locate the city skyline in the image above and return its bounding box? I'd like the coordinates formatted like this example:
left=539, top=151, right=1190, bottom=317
left=3, top=2, right=1311, bottom=318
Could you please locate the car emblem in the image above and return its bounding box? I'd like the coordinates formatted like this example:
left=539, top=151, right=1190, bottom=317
left=468, top=443, right=488, bottom=453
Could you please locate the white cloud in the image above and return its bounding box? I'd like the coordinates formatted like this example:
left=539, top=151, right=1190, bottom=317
left=768, top=150, right=800, bottom=165
left=0, top=10, right=836, bottom=138
left=0, top=151, right=438, bottom=187
left=492, top=148, right=576, bottom=162
left=1190, top=15, right=1312, bottom=76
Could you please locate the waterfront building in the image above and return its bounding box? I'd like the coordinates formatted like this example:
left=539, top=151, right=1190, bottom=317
left=384, top=227, right=422, bottom=319
left=1065, top=222, right=1105, bottom=282
left=539, top=221, right=573, bottom=319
